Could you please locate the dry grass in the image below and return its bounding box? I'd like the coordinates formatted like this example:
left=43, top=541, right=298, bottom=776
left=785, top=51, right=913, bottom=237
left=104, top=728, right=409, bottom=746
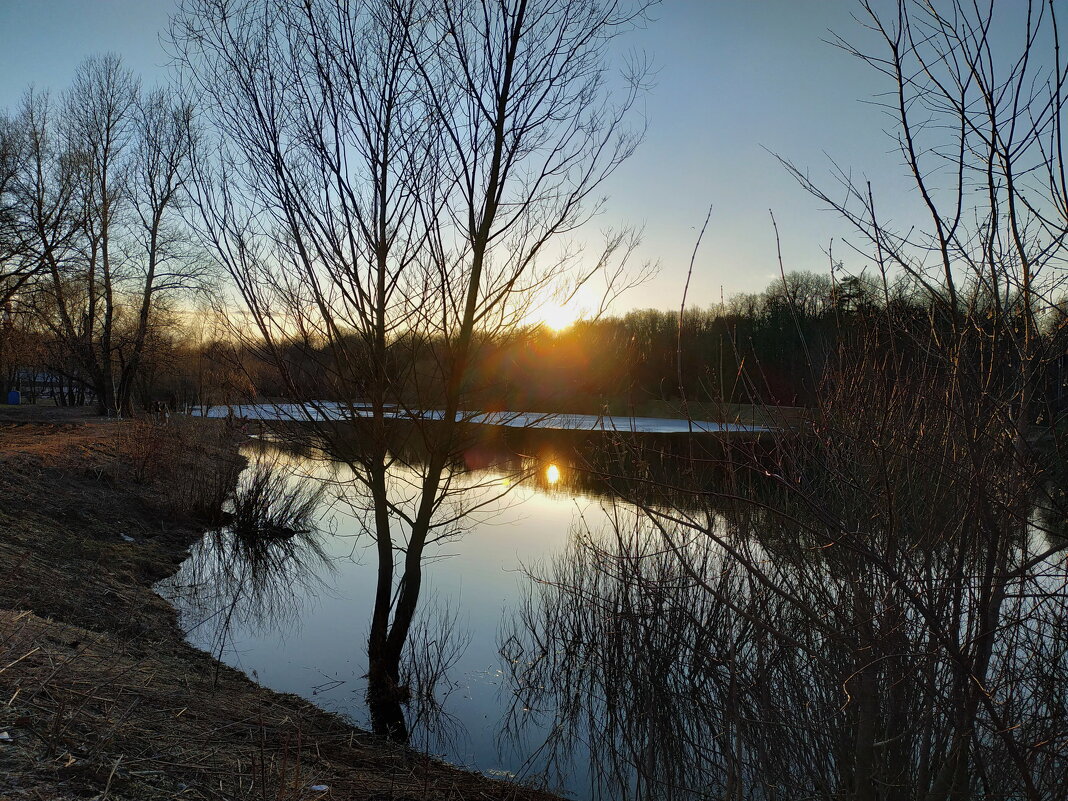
left=112, top=417, right=244, bottom=522
left=0, top=420, right=557, bottom=801
left=0, top=610, right=549, bottom=801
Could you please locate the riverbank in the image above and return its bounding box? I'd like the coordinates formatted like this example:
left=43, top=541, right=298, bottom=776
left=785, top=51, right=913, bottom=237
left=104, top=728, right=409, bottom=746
left=0, top=414, right=555, bottom=800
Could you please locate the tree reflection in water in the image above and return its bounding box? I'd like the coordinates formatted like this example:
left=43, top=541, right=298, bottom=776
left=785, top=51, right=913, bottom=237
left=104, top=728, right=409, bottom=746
left=504, top=499, right=1068, bottom=800
left=160, top=445, right=333, bottom=664
left=502, top=351, right=1068, bottom=801
left=160, top=439, right=479, bottom=753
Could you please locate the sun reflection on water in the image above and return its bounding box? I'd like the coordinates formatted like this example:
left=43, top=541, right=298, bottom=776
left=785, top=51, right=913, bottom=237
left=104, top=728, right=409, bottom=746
left=545, top=463, right=561, bottom=485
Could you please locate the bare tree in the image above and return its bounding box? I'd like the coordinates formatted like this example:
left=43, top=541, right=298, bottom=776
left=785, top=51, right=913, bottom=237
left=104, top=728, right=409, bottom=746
left=503, top=277, right=1068, bottom=799
left=63, top=54, right=140, bottom=414
left=10, top=89, right=88, bottom=400
left=502, top=3, right=1068, bottom=798
left=172, top=0, right=652, bottom=740
left=1, top=112, right=31, bottom=394
left=12, top=56, right=209, bottom=414
left=782, top=0, right=1068, bottom=436
left=114, top=88, right=206, bottom=414
left=0, top=112, right=32, bottom=308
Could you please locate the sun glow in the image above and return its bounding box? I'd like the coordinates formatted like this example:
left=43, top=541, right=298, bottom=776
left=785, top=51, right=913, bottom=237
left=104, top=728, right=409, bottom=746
left=545, top=463, right=561, bottom=485
left=538, top=302, right=579, bottom=332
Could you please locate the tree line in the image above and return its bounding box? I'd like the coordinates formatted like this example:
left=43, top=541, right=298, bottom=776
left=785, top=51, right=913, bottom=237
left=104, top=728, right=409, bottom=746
left=473, top=271, right=1067, bottom=419
left=3, top=58, right=1062, bottom=427
left=0, top=55, right=212, bottom=415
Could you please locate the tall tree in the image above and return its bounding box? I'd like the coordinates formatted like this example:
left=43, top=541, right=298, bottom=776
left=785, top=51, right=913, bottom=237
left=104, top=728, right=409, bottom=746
left=65, top=54, right=139, bottom=414
left=14, top=57, right=208, bottom=414
left=0, top=112, right=32, bottom=308
left=1, top=111, right=31, bottom=393
left=172, top=0, right=651, bottom=740
left=114, top=88, right=204, bottom=414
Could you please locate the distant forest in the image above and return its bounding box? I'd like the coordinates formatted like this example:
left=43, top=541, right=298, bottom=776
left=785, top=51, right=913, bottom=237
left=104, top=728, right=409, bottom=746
left=468, top=271, right=1068, bottom=419
left=8, top=269, right=1063, bottom=422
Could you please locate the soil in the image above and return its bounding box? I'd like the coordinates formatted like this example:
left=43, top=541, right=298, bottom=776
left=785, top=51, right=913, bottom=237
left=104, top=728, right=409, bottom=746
left=0, top=407, right=556, bottom=801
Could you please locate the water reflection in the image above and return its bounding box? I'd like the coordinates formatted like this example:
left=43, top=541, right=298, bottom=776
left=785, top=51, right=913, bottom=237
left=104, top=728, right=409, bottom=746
left=159, top=448, right=332, bottom=660
left=545, top=463, right=561, bottom=486
left=160, top=425, right=786, bottom=788
left=272, top=416, right=754, bottom=509
left=502, top=497, right=1068, bottom=800
left=162, top=432, right=626, bottom=767
left=497, top=390, right=1068, bottom=801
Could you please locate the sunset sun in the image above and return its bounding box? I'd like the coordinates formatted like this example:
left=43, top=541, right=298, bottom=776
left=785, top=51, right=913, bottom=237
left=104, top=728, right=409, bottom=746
left=538, top=302, right=579, bottom=332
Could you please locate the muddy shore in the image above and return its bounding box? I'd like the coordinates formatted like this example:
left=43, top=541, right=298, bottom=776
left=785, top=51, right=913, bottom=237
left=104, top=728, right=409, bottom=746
left=0, top=411, right=555, bottom=801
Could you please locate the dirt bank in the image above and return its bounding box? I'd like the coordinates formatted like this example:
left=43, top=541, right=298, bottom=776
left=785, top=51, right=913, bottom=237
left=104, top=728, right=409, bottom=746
left=0, top=415, right=553, bottom=801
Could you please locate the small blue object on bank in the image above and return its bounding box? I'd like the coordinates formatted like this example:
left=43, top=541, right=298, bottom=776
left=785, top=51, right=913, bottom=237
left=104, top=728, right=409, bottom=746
left=6, top=391, right=20, bottom=405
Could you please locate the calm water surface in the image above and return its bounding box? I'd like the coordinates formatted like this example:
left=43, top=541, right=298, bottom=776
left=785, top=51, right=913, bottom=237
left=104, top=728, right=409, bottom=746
left=157, top=434, right=1068, bottom=801
left=159, top=437, right=615, bottom=793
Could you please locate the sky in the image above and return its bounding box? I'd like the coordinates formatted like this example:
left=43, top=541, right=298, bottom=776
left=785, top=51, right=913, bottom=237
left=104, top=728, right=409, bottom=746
left=0, top=0, right=923, bottom=313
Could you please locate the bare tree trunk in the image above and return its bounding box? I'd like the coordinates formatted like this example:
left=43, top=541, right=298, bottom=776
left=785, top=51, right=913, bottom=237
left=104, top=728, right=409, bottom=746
left=174, top=0, right=650, bottom=743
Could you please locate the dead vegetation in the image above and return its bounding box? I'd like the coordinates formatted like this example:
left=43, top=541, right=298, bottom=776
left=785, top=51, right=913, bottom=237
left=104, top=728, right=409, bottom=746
left=0, top=418, right=556, bottom=801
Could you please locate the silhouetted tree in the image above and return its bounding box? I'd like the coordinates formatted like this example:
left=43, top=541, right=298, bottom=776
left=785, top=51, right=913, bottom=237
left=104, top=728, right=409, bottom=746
left=172, top=0, right=652, bottom=741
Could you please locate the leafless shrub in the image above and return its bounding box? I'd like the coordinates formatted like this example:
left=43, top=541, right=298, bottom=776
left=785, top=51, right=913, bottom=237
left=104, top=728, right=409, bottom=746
left=160, top=446, right=332, bottom=664
left=113, top=417, right=244, bottom=521
left=230, top=452, right=326, bottom=540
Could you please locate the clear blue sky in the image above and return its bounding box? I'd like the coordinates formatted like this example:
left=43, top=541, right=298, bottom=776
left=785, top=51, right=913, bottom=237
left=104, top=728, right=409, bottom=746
left=0, top=0, right=924, bottom=312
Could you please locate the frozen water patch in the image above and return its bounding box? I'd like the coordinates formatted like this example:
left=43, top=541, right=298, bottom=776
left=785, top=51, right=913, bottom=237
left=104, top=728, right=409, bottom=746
left=192, top=402, right=771, bottom=434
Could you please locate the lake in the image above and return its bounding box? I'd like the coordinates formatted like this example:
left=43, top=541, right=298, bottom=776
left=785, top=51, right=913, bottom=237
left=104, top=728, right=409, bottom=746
left=158, top=430, right=631, bottom=796
left=157, top=423, right=1068, bottom=801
